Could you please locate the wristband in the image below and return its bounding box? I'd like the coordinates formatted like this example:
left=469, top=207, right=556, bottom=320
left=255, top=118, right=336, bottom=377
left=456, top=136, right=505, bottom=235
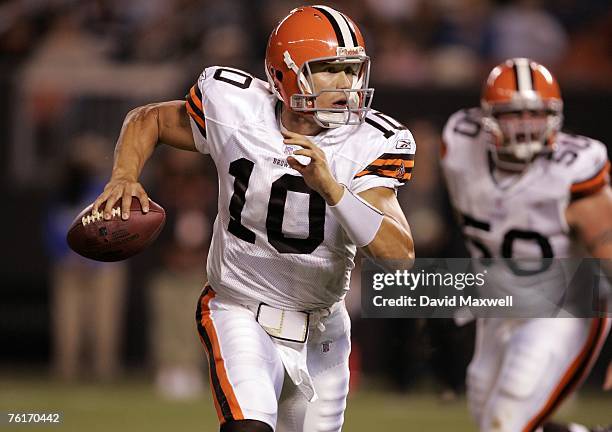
left=329, top=186, right=384, bottom=247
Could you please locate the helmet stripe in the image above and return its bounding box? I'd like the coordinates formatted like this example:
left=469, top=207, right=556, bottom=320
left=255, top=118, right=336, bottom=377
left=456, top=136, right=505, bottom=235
left=313, top=6, right=355, bottom=48
left=513, top=58, right=533, bottom=92
left=339, top=13, right=358, bottom=47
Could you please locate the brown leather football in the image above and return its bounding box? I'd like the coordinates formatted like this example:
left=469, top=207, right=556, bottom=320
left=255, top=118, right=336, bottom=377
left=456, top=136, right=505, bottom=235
left=66, top=199, right=166, bottom=262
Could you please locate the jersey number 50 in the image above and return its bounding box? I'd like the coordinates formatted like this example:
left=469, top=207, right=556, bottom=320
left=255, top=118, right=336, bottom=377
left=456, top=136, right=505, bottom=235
left=461, top=212, right=554, bottom=276
left=228, top=158, right=325, bottom=254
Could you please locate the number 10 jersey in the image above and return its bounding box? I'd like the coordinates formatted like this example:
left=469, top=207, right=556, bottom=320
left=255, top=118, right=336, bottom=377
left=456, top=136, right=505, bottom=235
left=185, top=66, right=416, bottom=311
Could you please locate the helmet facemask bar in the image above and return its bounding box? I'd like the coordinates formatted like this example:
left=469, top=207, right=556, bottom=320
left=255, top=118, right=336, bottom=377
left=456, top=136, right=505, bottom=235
left=290, top=55, right=374, bottom=128
left=482, top=97, right=563, bottom=171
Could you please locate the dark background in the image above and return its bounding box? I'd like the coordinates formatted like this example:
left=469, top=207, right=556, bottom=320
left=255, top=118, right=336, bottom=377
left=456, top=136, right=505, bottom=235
left=1, top=0, right=611, bottom=392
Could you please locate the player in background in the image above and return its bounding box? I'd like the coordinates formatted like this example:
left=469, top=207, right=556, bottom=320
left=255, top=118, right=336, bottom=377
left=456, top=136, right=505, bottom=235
left=604, top=362, right=612, bottom=390
left=441, top=58, right=612, bottom=432
left=92, top=6, right=415, bottom=432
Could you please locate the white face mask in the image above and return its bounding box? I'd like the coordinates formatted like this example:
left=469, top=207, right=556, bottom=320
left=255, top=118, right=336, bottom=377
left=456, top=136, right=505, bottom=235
left=311, top=91, right=362, bottom=128
left=482, top=110, right=562, bottom=171
left=279, top=53, right=375, bottom=128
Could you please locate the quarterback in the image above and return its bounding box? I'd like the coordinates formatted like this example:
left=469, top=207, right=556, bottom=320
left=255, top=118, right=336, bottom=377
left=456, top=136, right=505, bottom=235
left=441, top=58, right=611, bottom=432
left=93, top=6, right=415, bottom=432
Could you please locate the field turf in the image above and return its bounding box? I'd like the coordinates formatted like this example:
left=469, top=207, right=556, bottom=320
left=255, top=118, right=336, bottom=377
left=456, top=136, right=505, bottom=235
left=1, top=375, right=610, bottom=431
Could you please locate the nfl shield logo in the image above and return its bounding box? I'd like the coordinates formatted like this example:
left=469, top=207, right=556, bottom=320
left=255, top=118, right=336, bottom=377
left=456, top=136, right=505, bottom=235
left=322, top=341, right=331, bottom=353
left=395, top=161, right=406, bottom=179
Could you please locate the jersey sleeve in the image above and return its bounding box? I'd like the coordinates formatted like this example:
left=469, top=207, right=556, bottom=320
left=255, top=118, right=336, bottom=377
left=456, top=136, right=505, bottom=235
left=185, top=66, right=263, bottom=156
left=567, top=136, right=610, bottom=201
left=440, top=108, right=482, bottom=167
left=350, top=127, right=416, bottom=194
left=185, top=79, right=209, bottom=154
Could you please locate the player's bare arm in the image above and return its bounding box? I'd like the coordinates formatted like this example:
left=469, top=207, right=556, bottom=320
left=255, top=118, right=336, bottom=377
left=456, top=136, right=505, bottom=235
left=284, top=131, right=414, bottom=262
left=566, top=186, right=612, bottom=260
left=604, top=362, right=612, bottom=390
left=92, top=100, right=195, bottom=220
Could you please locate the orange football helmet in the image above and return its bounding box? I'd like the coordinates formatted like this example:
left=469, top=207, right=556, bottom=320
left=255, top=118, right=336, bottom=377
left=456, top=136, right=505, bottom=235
left=481, top=58, right=563, bottom=170
left=265, top=5, right=373, bottom=127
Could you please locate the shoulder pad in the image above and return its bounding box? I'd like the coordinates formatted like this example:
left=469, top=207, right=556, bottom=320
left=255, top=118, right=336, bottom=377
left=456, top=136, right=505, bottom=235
left=351, top=111, right=416, bottom=191
left=441, top=108, right=484, bottom=167
left=442, top=108, right=483, bottom=147
left=363, top=110, right=415, bottom=151
left=198, top=66, right=274, bottom=126
left=553, top=133, right=610, bottom=200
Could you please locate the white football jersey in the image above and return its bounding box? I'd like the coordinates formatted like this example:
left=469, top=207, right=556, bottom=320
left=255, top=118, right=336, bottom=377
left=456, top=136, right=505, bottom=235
left=185, top=66, right=416, bottom=311
left=442, top=107, right=609, bottom=260
left=441, top=108, right=610, bottom=303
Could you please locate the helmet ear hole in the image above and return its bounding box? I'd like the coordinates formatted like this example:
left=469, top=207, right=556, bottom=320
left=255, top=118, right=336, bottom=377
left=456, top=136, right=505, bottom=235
left=275, top=69, right=283, bottom=82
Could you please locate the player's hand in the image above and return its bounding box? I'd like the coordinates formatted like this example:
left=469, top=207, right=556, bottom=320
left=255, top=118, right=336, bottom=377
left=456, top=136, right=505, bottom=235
left=92, top=177, right=149, bottom=220
left=604, top=362, right=612, bottom=391
left=283, top=130, right=344, bottom=205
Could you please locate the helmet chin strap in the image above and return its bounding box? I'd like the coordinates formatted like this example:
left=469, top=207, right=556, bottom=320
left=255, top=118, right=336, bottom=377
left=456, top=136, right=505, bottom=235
left=284, top=51, right=312, bottom=94
left=314, top=111, right=348, bottom=128
left=313, top=93, right=360, bottom=128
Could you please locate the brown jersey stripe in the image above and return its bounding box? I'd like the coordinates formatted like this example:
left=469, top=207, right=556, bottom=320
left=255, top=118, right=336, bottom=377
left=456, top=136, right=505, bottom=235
left=355, top=166, right=413, bottom=176
left=366, top=159, right=415, bottom=168
left=196, top=287, right=244, bottom=423
left=356, top=164, right=413, bottom=176
left=189, top=85, right=203, bottom=111
left=570, top=161, right=610, bottom=200
left=185, top=100, right=205, bottom=128
left=186, top=87, right=205, bottom=122
left=185, top=84, right=206, bottom=135
left=378, top=152, right=415, bottom=161
left=185, top=101, right=207, bottom=139
left=354, top=169, right=412, bottom=182
left=522, top=317, right=609, bottom=432
left=355, top=160, right=413, bottom=178
left=354, top=153, right=415, bottom=177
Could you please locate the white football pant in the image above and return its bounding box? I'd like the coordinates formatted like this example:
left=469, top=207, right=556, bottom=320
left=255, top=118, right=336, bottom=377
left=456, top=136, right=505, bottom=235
left=467, top=317, right=610, bottom=432
left=196, top=286, right=351, bottom=432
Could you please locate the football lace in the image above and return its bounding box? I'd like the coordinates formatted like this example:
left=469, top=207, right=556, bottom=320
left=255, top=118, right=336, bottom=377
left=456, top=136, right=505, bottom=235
left=81, top=207, right=120, bottom=226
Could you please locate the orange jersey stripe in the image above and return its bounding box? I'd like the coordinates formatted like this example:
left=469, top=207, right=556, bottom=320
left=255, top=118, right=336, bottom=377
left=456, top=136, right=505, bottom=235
left=197, top=328, right=224, bottom=421
left=367, top=159, right=415, bottom=168
left=377, top=169, right=411, bottom=180
left=355, top=169, right=412, bottom=181
left=198, top=289, right=244, bottom=423
left=189, top=85, right=203, bottom=111
left=522, top=317, right=609, bottom=432
left=186, top=102, right=206, bottom=130
left=571, top=161, right=610, bottom=194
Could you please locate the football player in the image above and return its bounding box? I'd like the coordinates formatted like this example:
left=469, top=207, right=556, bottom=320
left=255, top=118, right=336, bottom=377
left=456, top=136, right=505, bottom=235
left=441, top=58, right=611, bottom=432
left=92, top=6, right=415, bottom=432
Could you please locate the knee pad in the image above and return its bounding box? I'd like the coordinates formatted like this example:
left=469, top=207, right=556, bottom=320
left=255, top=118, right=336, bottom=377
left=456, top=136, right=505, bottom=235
left=303, top=365, right=349, bottom=432
left=498, top=344, right=552, bottom=400
left=467, top=360, right=494, bottom=422
left=480, top=349, right=554, bottom=432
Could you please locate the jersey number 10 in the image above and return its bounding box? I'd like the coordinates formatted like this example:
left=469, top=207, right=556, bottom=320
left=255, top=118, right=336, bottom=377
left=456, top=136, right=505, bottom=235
left=228, top=158, right=326, bottom=254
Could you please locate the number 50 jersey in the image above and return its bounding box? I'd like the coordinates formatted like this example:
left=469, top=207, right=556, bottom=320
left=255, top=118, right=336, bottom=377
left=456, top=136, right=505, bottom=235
left=185, top=66, right=416, bottom=311
left=441, top=107, right=610, bottom=262
left=441, top=108, right=610, bottom=306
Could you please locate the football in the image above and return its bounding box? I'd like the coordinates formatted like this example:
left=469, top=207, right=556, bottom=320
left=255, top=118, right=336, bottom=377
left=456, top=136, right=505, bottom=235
left=66, top=199, right=166, bottom=262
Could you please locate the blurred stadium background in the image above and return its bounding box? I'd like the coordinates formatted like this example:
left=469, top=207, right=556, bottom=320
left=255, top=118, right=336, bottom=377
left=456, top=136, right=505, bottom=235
left=1, top=0, right=611, bottom=430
